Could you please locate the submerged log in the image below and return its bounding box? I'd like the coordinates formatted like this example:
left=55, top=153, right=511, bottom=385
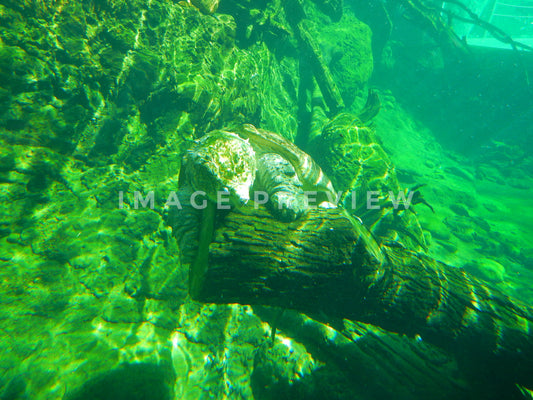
left=295, top=20, right=345, bottom=115
left=191, top=204, right=533, bottom=390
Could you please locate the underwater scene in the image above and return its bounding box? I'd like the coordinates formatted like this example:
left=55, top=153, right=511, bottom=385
left=1, top=0, right=533, bottom=399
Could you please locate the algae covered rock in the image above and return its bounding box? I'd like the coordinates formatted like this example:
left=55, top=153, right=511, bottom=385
left=314, top=10, right=373, bottom=106
left=191, top=0, right=219, bottom=14
left=310, top=0, right=344, bottom=21
left=0, top=0, right=298, bottom=171
left=443, top=215, right=478, bottom=242
left=420, top=215, right=451, bottom=241
left=465, top=258, right=506, bottom=283
left=310, top=112, right=428, bottom=252
left=251, top=340, right=318, bottom=398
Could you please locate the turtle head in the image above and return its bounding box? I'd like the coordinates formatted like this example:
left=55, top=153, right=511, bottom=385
left=184, top=131, right=256, bottom=207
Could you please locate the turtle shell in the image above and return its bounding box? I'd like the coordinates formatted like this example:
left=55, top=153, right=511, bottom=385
left=237, top=124, right=337, bottom=204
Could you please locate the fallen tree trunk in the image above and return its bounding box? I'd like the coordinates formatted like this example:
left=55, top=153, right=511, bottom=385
left=191, top=205, right=533, bottom=390
left=282, top=0, right=345, bottom=116
left=295, top=19, right=345, bottom=116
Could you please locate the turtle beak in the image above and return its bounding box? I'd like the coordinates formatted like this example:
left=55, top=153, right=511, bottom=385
left=220, top=186, right=248, bottom=208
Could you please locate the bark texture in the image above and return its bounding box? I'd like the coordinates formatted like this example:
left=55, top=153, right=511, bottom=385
left=192, top=205, right=533, bottom=389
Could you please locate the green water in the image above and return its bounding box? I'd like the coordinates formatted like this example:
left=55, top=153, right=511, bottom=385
left=0, top=0, right=532, bottom=399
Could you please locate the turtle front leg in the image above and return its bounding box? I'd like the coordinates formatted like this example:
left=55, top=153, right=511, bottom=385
left=189, top=200, right=216, bottom=299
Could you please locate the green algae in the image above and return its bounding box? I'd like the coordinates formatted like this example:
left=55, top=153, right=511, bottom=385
left=0, top=1, right=305, bottom=395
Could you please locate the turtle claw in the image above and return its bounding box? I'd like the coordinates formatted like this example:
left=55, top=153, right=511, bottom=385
left=408, top=184, right=435, bottom=214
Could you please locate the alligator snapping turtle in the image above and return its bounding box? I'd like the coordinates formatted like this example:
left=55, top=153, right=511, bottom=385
left=181, top=124, right=338, bottom=220
left=171, top=124, right=341, bottom=263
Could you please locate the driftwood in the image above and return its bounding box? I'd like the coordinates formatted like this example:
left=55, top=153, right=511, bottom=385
left=191, top=204, right=533, bottom=390
left=282, top=0, right=344, bottom=115
left=295, top=19, right=345, bottom=115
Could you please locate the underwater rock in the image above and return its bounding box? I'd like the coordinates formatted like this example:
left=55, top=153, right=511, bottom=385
left=507, top=177, right=530, bottom=190
left=465, top=258, right=506, bottom=283
left=310, top=0, right=343, bottom=21
left=444, top=165, right=474, bottom=182
left=311, top=113, right=381, bottom=193
left=0, top=147, right=15, bottom=172
left=314, top=10, right=373, bottom=106
left=253, top=307, right=467, bottom=400
left=520, top=247, right=533, bottom=269
left=190, top=0, right=219, bottom=14
left=449, top=203, right=470, bottom=217
left=421, top=217, right=451, bottom=241
left=165, top=187, right=202, bottom=264
left=476, top=164, right=506, bottom=185
left=102, top=288, right=143, bottom=324
left=500, top=241, right=521, bottom=261
left=170, top=302, right=264, bottom=398
left=251, top=341, right=317, bottom=399
left=296, top=19, right=345, bottom=115
left=310, top=112, right=428, bottom=252
left=482, top=201, right=503, bottom=214
left=452, top=189, right=479, bottom=210
left=443, top=215, right=476, bottom=242
left=436, top=239, right=458, bottom=254
left=472, top=216, right=491, bottom=232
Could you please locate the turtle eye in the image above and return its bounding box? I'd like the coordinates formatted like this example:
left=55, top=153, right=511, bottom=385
left=284, top=168, right=296, bottom=177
